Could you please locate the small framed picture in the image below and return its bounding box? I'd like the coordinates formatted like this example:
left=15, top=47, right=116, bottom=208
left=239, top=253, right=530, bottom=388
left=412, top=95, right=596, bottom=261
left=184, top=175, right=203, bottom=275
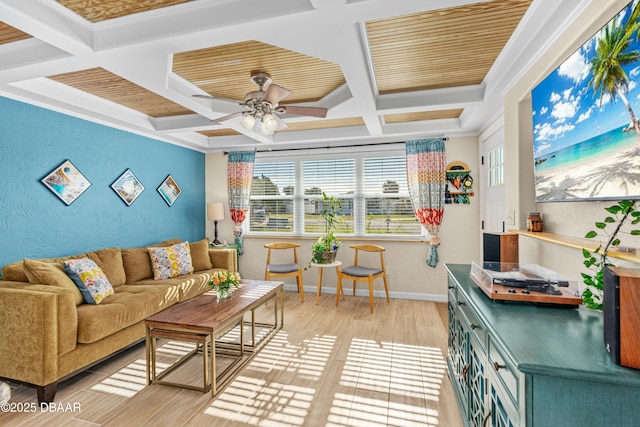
left=157, top=175, right=182, bottom=206
left=111, top=169, right=145, bottom=206
left=41, top=160, right=92, bottom=205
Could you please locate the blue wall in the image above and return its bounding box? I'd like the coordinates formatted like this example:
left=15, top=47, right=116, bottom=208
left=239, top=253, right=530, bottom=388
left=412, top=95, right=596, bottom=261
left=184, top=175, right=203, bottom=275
left=0, top=96, right=205, bottom=269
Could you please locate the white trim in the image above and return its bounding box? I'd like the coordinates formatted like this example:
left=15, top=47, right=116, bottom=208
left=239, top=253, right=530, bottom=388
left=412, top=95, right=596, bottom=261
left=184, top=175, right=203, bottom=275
left=282, top=284, right=447, bottom=303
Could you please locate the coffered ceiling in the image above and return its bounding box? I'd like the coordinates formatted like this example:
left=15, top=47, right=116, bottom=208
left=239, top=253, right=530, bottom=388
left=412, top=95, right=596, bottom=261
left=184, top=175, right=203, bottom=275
left=0, top=0, right=587, bottom=152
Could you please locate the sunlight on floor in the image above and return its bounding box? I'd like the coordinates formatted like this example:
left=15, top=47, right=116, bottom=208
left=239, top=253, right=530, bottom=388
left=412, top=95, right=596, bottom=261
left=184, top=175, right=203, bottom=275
left=90, top=340, right=193, bottom=397
left=196, top=331, right=448, bottom=427
left=204, top=375, right=314, bottom=425
left=90, top=359, right=149, bottom=397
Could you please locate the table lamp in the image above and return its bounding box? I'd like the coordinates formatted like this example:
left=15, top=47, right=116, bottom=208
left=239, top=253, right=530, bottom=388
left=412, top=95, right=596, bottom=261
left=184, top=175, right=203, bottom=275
left=207, top=202, right=225, bottom=245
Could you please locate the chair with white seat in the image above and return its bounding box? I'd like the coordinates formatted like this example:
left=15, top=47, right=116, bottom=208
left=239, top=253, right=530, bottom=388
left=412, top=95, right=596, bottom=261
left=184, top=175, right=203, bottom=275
left=336, top=244, right=389, bottom=313
left=264, top=242, right=305, bottom=302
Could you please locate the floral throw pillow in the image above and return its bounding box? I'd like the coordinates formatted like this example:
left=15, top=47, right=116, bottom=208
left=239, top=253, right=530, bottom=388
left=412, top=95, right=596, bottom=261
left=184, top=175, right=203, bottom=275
left=63, top=258, right=114, bottom=304
left=147, top=241, right=194, bottom=280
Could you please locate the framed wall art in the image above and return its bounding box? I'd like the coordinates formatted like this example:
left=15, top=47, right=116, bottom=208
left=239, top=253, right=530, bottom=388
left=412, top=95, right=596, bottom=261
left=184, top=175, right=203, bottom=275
left=157, top=174, right=181, bottom=206
left=41, top=160, right=91, bottom=205
left=111, top=168, right=144, bottom=206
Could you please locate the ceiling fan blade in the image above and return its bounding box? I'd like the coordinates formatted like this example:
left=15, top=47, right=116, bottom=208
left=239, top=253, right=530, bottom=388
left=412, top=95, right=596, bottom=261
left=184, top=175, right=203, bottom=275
left=211, top=111, right=244, bottom=124
left=281, top=105, right=328, bottom=118
left=264, top=83, right=292, bottom=105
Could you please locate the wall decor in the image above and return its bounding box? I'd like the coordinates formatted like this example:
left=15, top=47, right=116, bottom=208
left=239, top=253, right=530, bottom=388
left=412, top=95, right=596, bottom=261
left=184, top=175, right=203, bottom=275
left=111, top=168, right=144, bottom=206
left=445, top=161, right=474, bottom=204
left=41, top=159, right=91, bottom=205
left=157, top=174, right=181, bottom=206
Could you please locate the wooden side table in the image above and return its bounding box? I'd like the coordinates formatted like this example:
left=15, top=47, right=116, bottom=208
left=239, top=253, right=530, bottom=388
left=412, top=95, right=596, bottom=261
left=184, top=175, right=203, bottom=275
left=310, top=261, right=344, bottom=304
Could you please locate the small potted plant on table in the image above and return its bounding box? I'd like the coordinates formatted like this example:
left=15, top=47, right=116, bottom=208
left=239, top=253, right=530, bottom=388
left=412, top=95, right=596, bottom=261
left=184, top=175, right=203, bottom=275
left=311, top=192, right=343, bottom=264
left=208, top=270, right=241, bottom=300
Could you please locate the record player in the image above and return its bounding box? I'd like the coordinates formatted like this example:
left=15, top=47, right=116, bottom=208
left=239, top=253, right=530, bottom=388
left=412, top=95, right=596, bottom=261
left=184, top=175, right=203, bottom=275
left=470, top=262, right=582, bottom=306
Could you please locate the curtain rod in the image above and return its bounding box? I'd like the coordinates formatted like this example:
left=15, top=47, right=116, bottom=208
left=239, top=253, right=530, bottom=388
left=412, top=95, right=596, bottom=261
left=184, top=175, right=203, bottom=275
left=223, top=137, right=448, bottom=155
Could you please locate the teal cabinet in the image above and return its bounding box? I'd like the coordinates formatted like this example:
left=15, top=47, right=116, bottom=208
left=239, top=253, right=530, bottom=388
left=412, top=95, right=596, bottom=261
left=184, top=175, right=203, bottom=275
left=445, top=263, right=640, bottom=427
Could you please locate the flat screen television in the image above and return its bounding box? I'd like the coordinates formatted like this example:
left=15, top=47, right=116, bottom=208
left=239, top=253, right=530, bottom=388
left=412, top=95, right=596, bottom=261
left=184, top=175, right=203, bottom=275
left=532, top=0, right=640, bottom=202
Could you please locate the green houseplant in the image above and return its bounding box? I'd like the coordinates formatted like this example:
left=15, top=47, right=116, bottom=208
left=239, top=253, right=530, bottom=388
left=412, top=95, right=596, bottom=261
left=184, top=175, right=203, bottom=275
left=311, top=192, right=343, bottom=264
left=582, top=200, right=640, bottom=310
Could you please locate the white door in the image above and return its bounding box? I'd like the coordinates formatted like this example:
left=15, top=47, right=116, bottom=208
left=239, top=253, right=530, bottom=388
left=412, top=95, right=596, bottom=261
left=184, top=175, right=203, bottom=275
left=481, top=127, right=505, bottom=233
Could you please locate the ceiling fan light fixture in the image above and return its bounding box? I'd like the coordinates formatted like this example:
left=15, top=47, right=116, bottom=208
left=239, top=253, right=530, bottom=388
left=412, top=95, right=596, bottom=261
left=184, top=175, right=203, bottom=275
left=262, top=114, right=279, bottom=132
left=240, top=114, right=256, bottom=131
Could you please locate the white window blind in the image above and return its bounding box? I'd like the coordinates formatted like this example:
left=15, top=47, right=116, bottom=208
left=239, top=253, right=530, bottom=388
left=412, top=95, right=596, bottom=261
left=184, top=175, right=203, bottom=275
left=303, top=159, right=355, bottom=234
left=250, top=161, right=294, bottom=232
left=248, top=151, right=423, bottom=238
left=363, top=156, right=421, bottom=235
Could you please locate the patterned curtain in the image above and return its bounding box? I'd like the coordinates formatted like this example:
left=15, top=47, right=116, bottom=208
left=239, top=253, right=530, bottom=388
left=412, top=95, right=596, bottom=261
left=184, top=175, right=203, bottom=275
left=227, top=151, right=255, bottom=254
left=406, top=138, right=447, bottom=268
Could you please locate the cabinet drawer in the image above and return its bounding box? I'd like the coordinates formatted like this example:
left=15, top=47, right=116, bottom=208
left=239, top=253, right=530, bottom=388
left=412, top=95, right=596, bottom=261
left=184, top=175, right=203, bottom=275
left=488, top=337, right=518, bottom=405
left=457, top=294, right=487, bottom=350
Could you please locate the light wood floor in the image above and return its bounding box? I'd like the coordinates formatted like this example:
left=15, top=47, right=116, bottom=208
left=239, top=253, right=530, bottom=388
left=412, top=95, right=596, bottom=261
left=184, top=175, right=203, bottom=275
left=1, top=291, right=463, bottom=427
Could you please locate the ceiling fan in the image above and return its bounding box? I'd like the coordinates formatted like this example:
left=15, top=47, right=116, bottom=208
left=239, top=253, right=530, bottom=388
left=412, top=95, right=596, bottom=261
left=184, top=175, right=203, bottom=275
left=193, top=70, right=328, bottom=136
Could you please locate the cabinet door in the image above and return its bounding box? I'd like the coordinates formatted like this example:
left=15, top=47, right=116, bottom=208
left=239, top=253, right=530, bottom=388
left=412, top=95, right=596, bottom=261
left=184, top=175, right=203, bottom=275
left=468, top=333, right=487, bottom=427
left=488, top=374, right=519, bottom=427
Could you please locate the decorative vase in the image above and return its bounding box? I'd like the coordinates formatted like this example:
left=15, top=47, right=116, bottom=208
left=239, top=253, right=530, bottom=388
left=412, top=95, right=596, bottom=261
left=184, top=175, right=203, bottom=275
left=320, top=250, right=337, bottom=264
left=216, top=287, right=232, bottom=300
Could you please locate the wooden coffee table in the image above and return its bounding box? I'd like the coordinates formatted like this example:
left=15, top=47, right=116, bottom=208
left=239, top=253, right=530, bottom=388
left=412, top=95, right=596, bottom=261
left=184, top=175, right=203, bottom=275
left=145, top=279, right=283, bottom=396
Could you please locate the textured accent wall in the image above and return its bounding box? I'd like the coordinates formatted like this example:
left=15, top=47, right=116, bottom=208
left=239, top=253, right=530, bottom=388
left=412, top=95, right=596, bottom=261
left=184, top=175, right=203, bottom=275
left=0, top=96, right=205, bottom=269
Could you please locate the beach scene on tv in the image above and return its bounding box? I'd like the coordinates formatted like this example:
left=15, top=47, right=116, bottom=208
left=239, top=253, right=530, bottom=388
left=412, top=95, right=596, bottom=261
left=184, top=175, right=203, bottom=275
left=532, top=0, right=640, bottom=201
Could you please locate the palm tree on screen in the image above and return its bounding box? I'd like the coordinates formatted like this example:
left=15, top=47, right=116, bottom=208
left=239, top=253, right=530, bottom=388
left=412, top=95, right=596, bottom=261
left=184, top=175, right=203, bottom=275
left=589, top=2, right=640, bottom=134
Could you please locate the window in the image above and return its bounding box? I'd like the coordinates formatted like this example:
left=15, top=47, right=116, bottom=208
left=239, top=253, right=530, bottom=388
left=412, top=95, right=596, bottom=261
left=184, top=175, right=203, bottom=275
left=363, top=156, right=421, bottom=235
left=303, top=159, right=354, bottom=234
left=488, top=146, right=504, bottom=187
left=249, top=151, right=422, bottom=238
left=250, top=162, right=294, bottom=232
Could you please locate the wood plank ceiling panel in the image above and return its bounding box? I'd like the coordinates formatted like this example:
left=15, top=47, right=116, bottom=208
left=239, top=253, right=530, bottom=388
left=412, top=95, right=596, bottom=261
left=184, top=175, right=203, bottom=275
left=281, top=117, right=364, bottom=132
left=0, top=22, right=31, bottom=44
left=173, top=40, right=346, bottom=104
left=197, top=129, right=241, bottom=138
left=56, top=0, right=192, bottom=23
left=48, top=67, right=193, bottom=117
left=366, top=0, right=532, bottom=94
left=384, top=109, right=463, bottom=124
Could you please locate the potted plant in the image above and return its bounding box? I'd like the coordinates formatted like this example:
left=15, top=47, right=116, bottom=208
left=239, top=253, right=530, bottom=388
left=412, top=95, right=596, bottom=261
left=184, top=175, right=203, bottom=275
left=311, top=192, right=343, bottom=264
left=582, top=200, right=640, bottom=310
left=208, top=270, right=241, bottom=300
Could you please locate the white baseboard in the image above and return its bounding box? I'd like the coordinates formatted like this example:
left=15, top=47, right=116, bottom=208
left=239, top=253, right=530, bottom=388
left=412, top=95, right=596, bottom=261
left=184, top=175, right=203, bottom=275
left=282, top=284, right=447, bottom=303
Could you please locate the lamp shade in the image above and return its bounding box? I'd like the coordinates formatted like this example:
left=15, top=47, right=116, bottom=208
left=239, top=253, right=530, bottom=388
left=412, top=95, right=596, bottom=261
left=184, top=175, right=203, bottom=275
left=207, top=202, right=225, bottom=221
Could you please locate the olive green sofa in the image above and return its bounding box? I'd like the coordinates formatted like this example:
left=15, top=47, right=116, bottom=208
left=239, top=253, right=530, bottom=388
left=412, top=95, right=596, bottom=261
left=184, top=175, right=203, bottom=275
left=0, top=238, right=236, bottom=403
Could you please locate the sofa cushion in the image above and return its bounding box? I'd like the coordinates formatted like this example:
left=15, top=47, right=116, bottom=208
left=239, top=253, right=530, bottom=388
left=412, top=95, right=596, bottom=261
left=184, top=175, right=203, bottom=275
left=64, top=258, right=115, bottom=304
left=190, top=238, right=213, bottom=271
left=148, top=242, right=194, bottom=280
left=86, top=247, right=126, bottom=287
left=1, top=261, right=29, bottom=282
left=76, top=285, right=178, bottom=344
left=122, top=238, right=181, bottom=283
left=134, top=269, right=223, bottom=301
left=23, top=258, right=84, bottom=305
left=3, top=252, right=88, bottom=283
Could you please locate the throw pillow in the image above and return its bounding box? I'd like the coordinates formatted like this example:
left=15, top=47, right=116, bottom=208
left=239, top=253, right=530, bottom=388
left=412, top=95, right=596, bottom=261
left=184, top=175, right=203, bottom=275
left=122, top=238, right=182, bottom=283
left=23, top=258, right=85, bottom=305
left=86, top=247, right=126, bottom=287
left=63, top=258, right=115, bottom=304
left=147, top=241, right=194, bottom=280
left=190, top=238, right=213, bottom=271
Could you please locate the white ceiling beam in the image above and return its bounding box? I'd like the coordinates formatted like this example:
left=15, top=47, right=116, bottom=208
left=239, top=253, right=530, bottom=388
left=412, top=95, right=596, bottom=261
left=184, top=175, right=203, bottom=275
left=376, top=84, right=485, bottom=113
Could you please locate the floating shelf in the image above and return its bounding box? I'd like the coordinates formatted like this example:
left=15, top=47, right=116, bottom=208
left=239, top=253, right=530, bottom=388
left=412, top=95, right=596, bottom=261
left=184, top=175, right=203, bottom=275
left=508, top=229, right=640, bottom=264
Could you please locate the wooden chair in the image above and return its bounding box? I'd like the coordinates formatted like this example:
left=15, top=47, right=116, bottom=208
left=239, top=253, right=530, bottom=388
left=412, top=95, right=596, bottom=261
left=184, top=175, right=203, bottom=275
left=264, top=242, right=305, bottom=302
left=336, top=244, right=389, bottom=313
